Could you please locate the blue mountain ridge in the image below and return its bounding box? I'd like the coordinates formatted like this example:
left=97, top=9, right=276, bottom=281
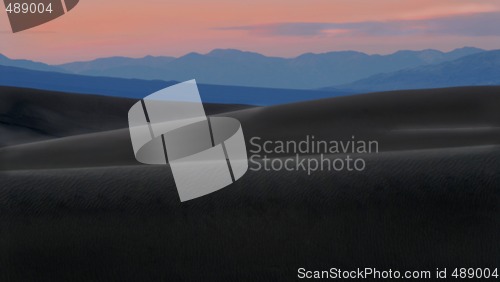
left=0, top=47, right=483, bottom=89
left=0, top=53, right=66, bottom=73
left=55, top=47, right=483, bottom=89
left=0, top=65, right=352, bottom=106
left=335, top=49, right=500, bottom=92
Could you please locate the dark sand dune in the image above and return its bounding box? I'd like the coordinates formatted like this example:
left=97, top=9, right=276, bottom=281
left=1, top=146, right=498, bottom=281
left=0, top=86, right=499, bottom=281
left=231, top=86, right=500, bottom=150
left=1, top=86, right=500, bottom=170
left=0, top=87, right=135, bottom=147
left=0, top=86, right=253, bottom=147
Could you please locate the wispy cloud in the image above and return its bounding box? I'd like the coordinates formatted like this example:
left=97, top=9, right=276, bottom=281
left=215, top=12, right=500, bottom=38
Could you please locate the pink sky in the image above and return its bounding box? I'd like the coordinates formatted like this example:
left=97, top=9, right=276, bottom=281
left=1, top=0, right=500, bottom=63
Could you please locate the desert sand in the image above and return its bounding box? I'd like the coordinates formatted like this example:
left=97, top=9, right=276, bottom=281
left=0, top=86, right=498, bottom=281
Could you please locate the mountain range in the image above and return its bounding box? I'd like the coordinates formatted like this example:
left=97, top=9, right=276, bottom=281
left=0, top=53, right=65, bottom=73
left=0, top=47, right=487, bottom=90
left=1, top=47, right=499, bottom=94
left=0, top=65, right=351, bottom=105
left=337, top=50, right=500, bottom=92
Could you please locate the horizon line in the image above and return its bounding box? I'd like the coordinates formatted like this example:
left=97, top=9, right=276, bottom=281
left=0, top=46, right=492, bottom=65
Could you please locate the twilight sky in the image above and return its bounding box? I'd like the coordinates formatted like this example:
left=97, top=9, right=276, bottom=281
left=1, top=0, right=500, bottom=63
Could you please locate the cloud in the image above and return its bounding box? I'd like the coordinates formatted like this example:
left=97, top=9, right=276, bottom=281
left=215, top=12, right=500, bottom=38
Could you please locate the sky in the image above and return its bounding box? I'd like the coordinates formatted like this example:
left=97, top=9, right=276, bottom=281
left=1, top=0, right=500, bottom=64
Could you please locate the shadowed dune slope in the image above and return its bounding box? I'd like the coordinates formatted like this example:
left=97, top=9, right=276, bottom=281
left=0, top=86, right=499, bottom=281
left=232, top=86, right=500, bottom=149
left=0, top=86, right=253, bottom=147
left=1, top=146, right=499, bottom=281
left=1, top=86, right=499, bottom=170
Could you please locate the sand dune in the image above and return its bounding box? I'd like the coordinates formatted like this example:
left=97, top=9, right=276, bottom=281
left=0, top=86, right=498, bottom=281
left=1, top=86, right=499, bottom=170
left=0, top=86, right=252, bottom=147
left=1, top=145, right=498, bottom=281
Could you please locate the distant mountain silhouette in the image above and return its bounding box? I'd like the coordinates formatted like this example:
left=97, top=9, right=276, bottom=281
left=0, top=53, right=65, bottom=73
left=1, top=47, right=490, bottom=91
left=335, top=50, right=500, bottom=92
left=59, top=55, right=176, bottom=76
left=0, top=65, right=351, bottom=105
left=50, top=47, right=484, bottom=89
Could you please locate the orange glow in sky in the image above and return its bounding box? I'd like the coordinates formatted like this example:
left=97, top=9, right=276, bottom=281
left=1, top=0, right=500, bottom=63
